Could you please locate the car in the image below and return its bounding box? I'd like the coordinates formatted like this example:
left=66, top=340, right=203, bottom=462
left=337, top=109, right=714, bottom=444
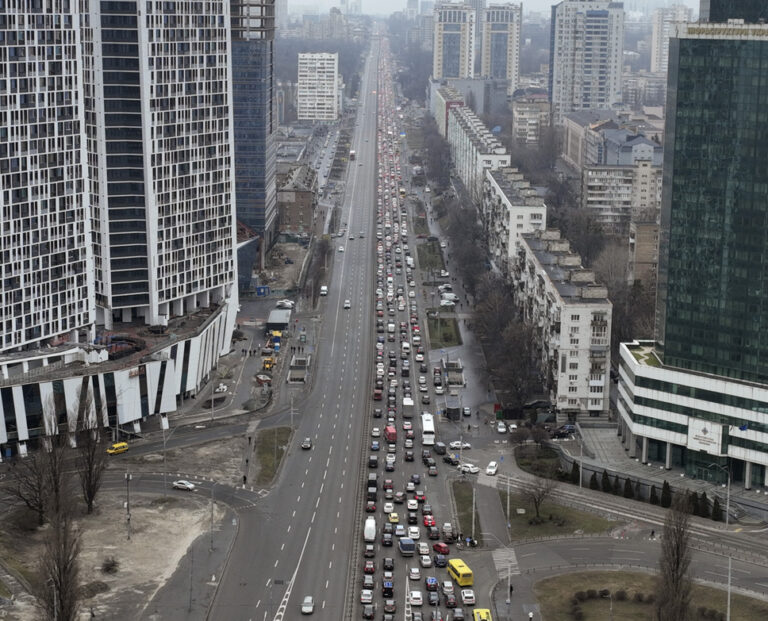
left=496, top=421, right=507, bottom=433
left=106, top=442, right=129, bottom=455
left=403, top=421, right=413, bottom=430
left=382, top=556, right=394, bottom=571
left=172, top=480, right=195, bottom=491
left=362, top=604, right=375, bottom=619
left=409, top=566, right=422, bottom=581
left=413, top=490, right=426, bottom=502
left=427, top=526, right=440, bottom=540
left=428, top=465, right=438, bottom=476
left=462, top=407, right=471, bottom=417
left=339, top=246, right=345, bottom=252
left=349, top=234, right=355, bottom=240
left=370, top=440, right=380, bottom=451
left=383, top=599, right=396, bottom=613
left=382, top=533, right=393, bottom=546
left=439, top=299, right=455, bottom=308
left=430, top=611, right=443, bottom=621
left=389, top=512, right=400, bottom=523
left=441, top=581, right=455, bottom=595
left=405, top=450, right=415, bottom=461
left=383, top=502, right=394, bottom=513
left=301, top=437, right=312, bottom=450
left=410, top=590, right=423, bottom=606
left=448, top=441, right=471, bottom=450
left=434, top=385, right=444, bottom=395
left=433, top=554, right=448, bottom=567
left=419, top=555, right=432, bottom=568
left=443, top=455, right=460, bottom=466
left=486, top=461, right=499, bottom=475
left=360, top=589, right=373, bottom=604
left=408, top=511, right=418, bottom=524
left=421, top=394, right=431, bottom=405
left=276, top=299, right=295, bottom=309
left=440, top=270, right=449, bottom=277
left=406, top=481, right=416, bottom=492
left=423, top=515, right=436, bottom=527
left=395, top=524, right=406, bottom=537
left=363, top=560, right=375, bottom=574
left=372, top=427, right=381, bottom=437
left=418, top=541, right=430, bottom=555
left=394, top=491, right=406, bottom=503
left=425, top=576, right=438, bottom=591
left=433, top=542, right=450, bottom=555
left=422, top=504, right=433, bottom=515
left=343, top=299, right=351, bottom=309
left=460, top=589, right=475, bottom=606
left=444, top=593, right=457, bottom=608
left=365, top=501, right=376, bottom=513
left=459, top=463, right=479, bottom=474
left=364, top=544, right=375, bottom=558
left=427, top=591, right=440, bottom=606
left=411, top=474, right=421, bottom=484
left=408, top=526, right=421, bottom=539
left=301, top=595, right=314, bottom=614
left=407, top=499, right=418, bottom=511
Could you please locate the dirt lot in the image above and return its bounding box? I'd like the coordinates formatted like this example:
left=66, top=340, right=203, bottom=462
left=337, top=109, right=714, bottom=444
left=262, top=242, right=308, bottom=292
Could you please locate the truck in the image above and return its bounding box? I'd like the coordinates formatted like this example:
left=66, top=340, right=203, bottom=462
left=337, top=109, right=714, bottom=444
left=402, top=396, right=414, bottom=419
left=398, top=537, right=415, bottom=556
left=364, top=516, right=376, bottom=542
left=384, top=425, right=397, bottom=443
left=349, top=150, right=356, bottom=161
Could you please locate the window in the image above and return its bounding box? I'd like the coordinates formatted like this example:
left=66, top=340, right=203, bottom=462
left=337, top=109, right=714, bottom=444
left=571, top=315, right=580, bottom=321
left=569, top=362, right=579, bottom=370
left=568, top=386, right=578, bottom=393
left=570, top=351, right=578, bottom=357
left=569, top=374, right=578, bottom=381
left=570, top=338, right=579, bottom=345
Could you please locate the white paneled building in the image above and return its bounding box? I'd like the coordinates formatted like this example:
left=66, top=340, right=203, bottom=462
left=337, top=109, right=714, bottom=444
left=446, top=105, right=510, bottom=203
left=297, top=53, right=341, bottom=121
left=650, top=5, right=693, bottom=74
left=433, top=3, right=476, bottom=79
left=512, top=230, right=612, bottom=421
left=482, top=168, right=547, bottom=276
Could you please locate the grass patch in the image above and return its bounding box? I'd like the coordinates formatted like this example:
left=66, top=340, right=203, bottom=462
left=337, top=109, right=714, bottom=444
left=417, top=242, right=444, bottom=271
left=413, top=214, right=429, bottom=236
left=534, top=570, right=768, bottom=621
left=452, top=480, right=483, bottom=547
left=0, top=579, right=11, bottom=599
left=427, top=315, right=462, bottom=348
left=255, top=426, right=293, bottom=486
left=499, top=489, right=614, bottom=541
left=515, top=445, right=561, bottom=478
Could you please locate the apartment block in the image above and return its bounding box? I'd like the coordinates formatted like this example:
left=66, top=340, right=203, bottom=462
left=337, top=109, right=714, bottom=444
left=549, top=0, right=625, bottom=125
left=277, top=165, right=317, bottom=234
left=430, top=84, right=465, bottom=138
left=650, top=5, right=692, bottom=74
left=297, top=53, right=341, bottom=121
left=482, top=168, right=547, bottom=276
left=628, top=219, right=659, bottom=288
left=433, top=3, right=476, bottom=79
left=512, top=230, right=612, bottom=420
left=511, top=89, right=551, bottom=145
left=480, top=3, right=522, bottom=95
left=446, top=105, right=510, bottom=203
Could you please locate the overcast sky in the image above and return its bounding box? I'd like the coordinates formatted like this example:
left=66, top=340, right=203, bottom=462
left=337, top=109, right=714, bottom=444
left=292, top=1, right=701, bottom=18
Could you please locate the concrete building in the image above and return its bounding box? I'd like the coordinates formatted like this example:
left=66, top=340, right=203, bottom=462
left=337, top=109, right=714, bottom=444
left=512, top=230, right=612, bottom=421
left=407, top=0, right=420, bottom=20
left=562, top=111, right=621, bottom=172
left=482, top=168, right=547, bottom=276
left=622, top=72, right=667, bottom=109
left=650, top=5, right=692, bottom=74
left=418, top=13, right=435, bottom=52
left=549, top=1, right=625, bottom=125
left=480, top=3, right=522, bottom=95
left=277, top=165, right=318, bottom=235
left=446, top=105, right=510, bottom=203
left=617, top=20, right=768, bottom=491
left=430, top=84, right=466, bottom=138
left=511, top=88, right=551, bottom=145
left=433, top=3, right=476, bottom=79
left=297, top=53, right=341, bottom=121
left=444, top=78, right=510, bottom=116
left=628, top=219, right=659, bottom=288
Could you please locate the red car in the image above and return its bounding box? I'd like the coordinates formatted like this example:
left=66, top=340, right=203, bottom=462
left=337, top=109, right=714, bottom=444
left=432, top=542, right=450, bottom=555
left=366, top=501, right=376, bottom=513
left=423, top=515, right=436, bottom=527
left=363, top=560, right=376, bottom=574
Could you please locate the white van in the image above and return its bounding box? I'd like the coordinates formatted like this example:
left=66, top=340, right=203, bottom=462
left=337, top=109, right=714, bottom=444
left=320, top=285, right=328, bottom=296
left=401, top=342, right=411, bottom=354
left=364, top=516, right=377, bottom=542
left=387, top=323, right=396, bottom=333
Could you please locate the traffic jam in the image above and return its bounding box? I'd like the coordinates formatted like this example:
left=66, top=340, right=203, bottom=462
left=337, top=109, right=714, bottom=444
left=355, top=40, right=491, bottom=621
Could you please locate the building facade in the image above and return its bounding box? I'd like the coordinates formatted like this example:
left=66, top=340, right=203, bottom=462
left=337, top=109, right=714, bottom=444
left=618, top=21, right=768, bottom=492
left=511, top=89, right=551, bottom=145
left=446, top=105, right=510, bottom=203
left=482, top=168, right=547, bottom=276
left=650, top=5, right=692, bottom=74
left=480, top=3, right=522, bottom=95
left=549, top=0, right=625, bottom=125
left=277, top=165, right=317, bottom=234
left=433, top=3, right=476, bottom=79
left=430, top=84, right=465, bottom=138
left=512, top=230, right=612, bottom=420
left=297, top=53, right=341, bottom=121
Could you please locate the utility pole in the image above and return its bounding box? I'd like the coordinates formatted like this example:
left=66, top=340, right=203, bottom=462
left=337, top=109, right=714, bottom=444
left=579, top=437, right=583, bottom=489
left=210, top=482, right=215, bottom=552
left=471, top=484, right=476, bottom=541
left=727, top=555, right=732, bottom=621
left=125, top=471, right=132, bottom=540
left=290, top=394, right=295, bottom=429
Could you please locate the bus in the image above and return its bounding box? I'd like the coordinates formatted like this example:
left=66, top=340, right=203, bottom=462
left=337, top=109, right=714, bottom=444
left=472, top=610, right=492, bottom=621
left=421, top=412, right=435, bottom=446
left=446, top=558, right=473, bottom=586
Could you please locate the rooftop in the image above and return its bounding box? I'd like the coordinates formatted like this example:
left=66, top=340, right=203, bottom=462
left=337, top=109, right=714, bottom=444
left=488, top=168, right=546, bottom=207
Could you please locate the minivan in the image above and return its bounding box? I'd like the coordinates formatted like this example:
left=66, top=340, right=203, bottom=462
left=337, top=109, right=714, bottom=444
left=106, top=442, right=128, bottom=455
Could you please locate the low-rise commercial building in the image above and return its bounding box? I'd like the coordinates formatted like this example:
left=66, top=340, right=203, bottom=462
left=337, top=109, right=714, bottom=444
left=277, top=165, right=318, bottom=235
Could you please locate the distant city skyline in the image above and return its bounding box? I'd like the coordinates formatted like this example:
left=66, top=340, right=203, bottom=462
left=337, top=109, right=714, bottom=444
left=289, top=0, right=700, bottom=17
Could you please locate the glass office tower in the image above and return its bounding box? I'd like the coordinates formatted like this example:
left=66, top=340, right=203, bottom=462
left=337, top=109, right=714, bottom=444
left=656, top=22, right=768, bottom=384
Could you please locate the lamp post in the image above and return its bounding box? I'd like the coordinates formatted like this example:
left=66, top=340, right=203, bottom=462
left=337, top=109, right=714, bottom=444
left=706, top=462, right=731, bottom=528
left=125, top=471, right=133, bottom=540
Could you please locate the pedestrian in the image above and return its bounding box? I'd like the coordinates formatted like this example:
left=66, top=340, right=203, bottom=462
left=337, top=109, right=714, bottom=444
left=509, top=584, right=514, bottom=595
left=650, top=529, right=655, bottom=539
left=467, top=424, right=471, bottom=432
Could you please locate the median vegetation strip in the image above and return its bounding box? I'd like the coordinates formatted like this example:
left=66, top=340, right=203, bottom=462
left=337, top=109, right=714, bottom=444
left=498, top=489, right=614, bottom=541
left=427, top=315, right=462, bottom=348
left=534, top=570, right=768, bottom=621
left=255, top=426, right=293, bottom=486
left=417, top=242, right=444, bottom=271
left=452, top=480, right=482, bottom=547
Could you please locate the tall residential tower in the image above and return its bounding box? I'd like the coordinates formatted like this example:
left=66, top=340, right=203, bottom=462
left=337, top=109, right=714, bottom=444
left=650, top=5, right=693, bottom=74
left=433, top=3, right=476, bottom=79
left=480, top=3, right=522, bottom=95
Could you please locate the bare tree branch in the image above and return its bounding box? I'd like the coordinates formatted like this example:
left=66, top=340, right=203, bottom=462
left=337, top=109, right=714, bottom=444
left=75, top=390, right=108, bottom=515
left=521, top=475, right=558, bottom=519
left=655, top=495, right=692, bottom=621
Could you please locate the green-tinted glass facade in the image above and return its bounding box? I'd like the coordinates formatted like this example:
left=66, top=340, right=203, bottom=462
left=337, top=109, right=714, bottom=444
left=657, top=33, right=768, bottom=383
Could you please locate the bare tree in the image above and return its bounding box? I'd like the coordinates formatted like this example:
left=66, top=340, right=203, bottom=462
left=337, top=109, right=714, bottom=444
left=521, top=475, right=558, bottom=519
left=9, top=449, right=49, bottom=526
left=530, top=426, right=550, bottom=447
left=509, top=426, right=531, bottom=447
left=655, top=495, right=692, bottom=621
left=75, top=394, right=108, bottom=514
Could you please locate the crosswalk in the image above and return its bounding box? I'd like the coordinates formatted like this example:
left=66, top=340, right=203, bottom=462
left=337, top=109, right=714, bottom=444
left=491, top=547, right=520, bottom=578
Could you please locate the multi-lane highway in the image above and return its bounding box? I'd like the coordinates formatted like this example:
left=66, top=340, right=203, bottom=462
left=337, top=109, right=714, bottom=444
left=207, top=40, right=382, bottom=621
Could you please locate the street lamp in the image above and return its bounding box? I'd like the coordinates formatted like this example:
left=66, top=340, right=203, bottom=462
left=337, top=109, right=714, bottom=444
left=125, top=471, right=133, bottom=540
left=706, top=462, right=731, bottom=528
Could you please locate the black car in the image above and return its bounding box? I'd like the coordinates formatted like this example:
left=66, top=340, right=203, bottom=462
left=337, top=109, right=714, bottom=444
left=382, top=533, right=393, bottom=546
left=425, top=457, right=436, bottom=468
left=408, top=512, right=418, bottom=524
left=427, top=591, right=439, bottom=606
left=373, top=408, right=383, bottom=418
left=443, top=455, right=459, bottom=466
left=362, top=604, right=375, bottom=619
left=383, top=557, right=394, bottom=571
left=421, top=450, right=432, bottom=465
left=433, top=554, right=447, bottom=567
left=385, top=461, right=395, bottom=472
left=405, top=450, right=415, bottom=462
left=368, top=455, right=378, bottom=468
left=427, top=526, right=440, bottom=540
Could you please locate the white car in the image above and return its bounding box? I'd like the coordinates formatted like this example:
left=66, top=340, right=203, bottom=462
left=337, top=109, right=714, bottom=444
left=461, top=589, right=476, bottom=606
left=408, top=526, right=421, bottom=540
left=486, top=461, right=499, bottom=476
left=408, top=290, right=416, bottom=298
left=441, top=581, right=454, bottom=595
left=409, top=591, right=423, bottom=606
left=338, top=246, right=345, bottom=252
left=440, top=270, right=449, bottom=278
left=344, top=299, right=351, bottom=309
left=449, top=441, right=472, bottom=450
left=172, top=480, right=195, bottom=491
left=383, top=502, right=394, bottom=514
left=418, top=542, right=430, bottom=555
left=435, top=385, right=444, bottom=395
left=459, top=463, right=479, bottom=474
left=372, top=427, right=381, bottom=437
left=440, top=299, right=455, bottom=308
left=301, top=595, right=314, bottom=614
left=276, top=299, right=295, bottom=309
left=409, top=566, right=422, bottom=581
left=360, top=589, right=373, bottom=604
left=496, top=422, right=507, bottom=433
left=419, top=555, right=432, bottom=568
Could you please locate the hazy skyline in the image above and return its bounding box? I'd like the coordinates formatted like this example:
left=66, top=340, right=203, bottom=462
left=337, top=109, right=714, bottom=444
left=290, top=0, right=700, bottom=18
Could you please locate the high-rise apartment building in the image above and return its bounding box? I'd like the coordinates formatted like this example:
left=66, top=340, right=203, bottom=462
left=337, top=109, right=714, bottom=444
left=276, top=0, right=288, bottom=31
left=650, top=5, right=692, bottom=74
left=433, top=3, right=476, bottom=79
left=700, top=0, right=768, bottom=23
left=407, top=0, right=420, bottom=20
left=231, top=0, right=278, bottom=290
left=81, top=0, right=238, bottom=328
left=480, top=3, right=522, bottom=94
left=1, top=0, right=94, bottom=354
left=549, top=0, right=625, bottom=125
left=617, top=20, right=768, bottom=490
left=297, top=53, right=341, bottom=121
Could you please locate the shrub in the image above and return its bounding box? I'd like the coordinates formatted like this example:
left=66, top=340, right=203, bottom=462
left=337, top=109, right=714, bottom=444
left=623, top=477, right=635, bottom=499
left=650, top=484, right=659, bottom=505
left=102, top=556, right=120, bottom=574
left=574, top=591, right=587, bottom=602
left=570, top=461, right=580, bottom=485
left=645, top=593, right=655, bottom=604
left=599, top=589, right=610, bottom=598
left=661, top=480, right=672, bottom=508
left=586, top=589, right=598, bottom=599
left=573, top=610, right=584, bottom=621
left=612, top=475, right=621, bottom=495
left=712, top=497, right=723, bottom=522
left=699, top=492, right=711, bottom=519
left=697, top=606, right=708, bottom=618
left=601, top=469, right=612, bottom=493
left=589, top=472, right=599, bottom=490
left=615, top=589, right=627, bottom=601
left=633, top=592, right=645, bottom=603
